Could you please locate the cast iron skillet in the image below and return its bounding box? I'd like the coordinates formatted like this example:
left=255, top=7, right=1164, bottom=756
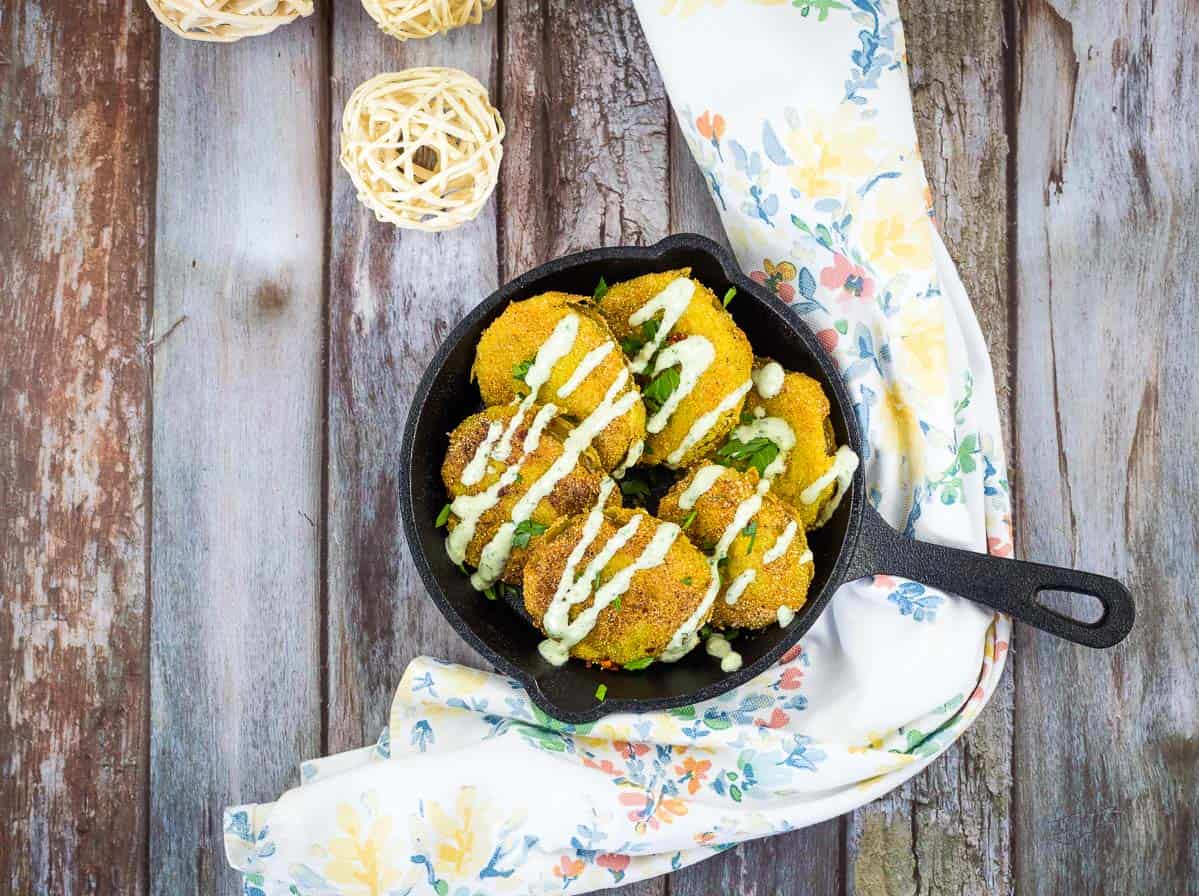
left=399, top=234, right=1135, bottom=724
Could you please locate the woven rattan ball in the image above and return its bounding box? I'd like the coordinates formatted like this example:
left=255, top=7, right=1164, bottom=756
left=146, top=0, right=313, bottom=42
left=340, top=68, right=505, bottom=232
left=361, top=0, right=496, bottom=41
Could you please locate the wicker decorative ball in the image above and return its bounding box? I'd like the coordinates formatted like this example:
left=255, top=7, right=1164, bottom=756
left=146, top=0, right=313, bottom=42
left=361, top=0, right=496, bottom=41
left=340, top=68, right=505, bottom=233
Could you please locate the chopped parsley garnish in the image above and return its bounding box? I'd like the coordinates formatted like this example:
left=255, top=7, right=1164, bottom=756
left=612, top=596, right=623, bottom=612
left=715, top=436, right=780, bottom=478
left=512, top=519, right=548, bottom=549
left=681, top=576, right=693, bottom=586
left=623, top=657, right=654, bottom=671
left=593, top=277, right=608, bottom=303
left=482, top=585, right=499, bottom=601
left=739, top=409, right=756, bottom=425
left=722, top=287, right=736, bottom=308
left=682, top=509, right=697, bottom=531
left=620, top=318, right=660, bottom=356
left=512, top=356, right=535, bottom=383
left=620, top=477, right=652, bottom=505
left=743, top=520, right=758, bottom=554
left=435, top=503, right=452, bottom=527
left=595, top=683, right=608, bottom=701
left=642, top=365, right=681, bottom=415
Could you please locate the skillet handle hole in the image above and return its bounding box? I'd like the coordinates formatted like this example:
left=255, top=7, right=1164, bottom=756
left=1035, top=589, right=1105, bottom=625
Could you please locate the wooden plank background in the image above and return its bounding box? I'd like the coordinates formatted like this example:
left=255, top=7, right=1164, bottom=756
left=2, top=0, right=1195, bottom=893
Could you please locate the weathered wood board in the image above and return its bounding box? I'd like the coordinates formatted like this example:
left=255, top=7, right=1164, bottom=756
left=148, top=16, right=329, bottom=895
left=1011, top=0, right=1198, bottom=891
left=0, top=1, right=157, bottom=892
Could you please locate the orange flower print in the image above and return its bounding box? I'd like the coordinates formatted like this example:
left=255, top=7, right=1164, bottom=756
left=554, top=854, right=586, bottom=885
left=619, top=791, right=688, bottom=833
left=597, top=852, right=630, bottom=883
left=779, top=666, right=804, bottom=690
left=750, top=258, right=798, bottom=302
left=674, top=755, right=712, bottom=795
left=696, top=110, right=726, bottom=160
left=754, top=707, right=790, bottom=729
left=819, top=253, right=874, bottom=302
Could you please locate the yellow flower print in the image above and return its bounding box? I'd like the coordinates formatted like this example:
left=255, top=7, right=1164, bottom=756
left=857, top=172, right=935, bottom=276
left=878, top=382, right=925, bottom=483
left=785, top=115, right=879, bottom=199
left=324, top=803, right=407, bottom=896
left=893, top=300, right=949, bottom=399
left=659, top=0, right=726, bottom=16
left=427, top=787, right=492, bottom=876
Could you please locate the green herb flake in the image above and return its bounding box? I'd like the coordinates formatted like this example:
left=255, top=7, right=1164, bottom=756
left=739, top=409, right=756, bottom=425
left=722, top=287, right=736, bottom=308
left=743, top=520, right=759, bottom=555
left=620, top=477, right=652, bottom=504
left=680, top=576, right=694, bottom=586
left=612, top=596, right=623, bottom=612
left=483, top=585, right=498, bottom=601
left=682, top=509, right=697, bottom=531
left=593, top=277, right=608, bottom=303
left=512, top=519, right=548, bottom=549
left=642, top=365, right=681, bottom=415
left=435, top=503, right=452, bottom=527
left=595, top=683, right=608, bottom=701
left=619, top=318, right=660, bottom=357
left=512, top=356, right=535, bottom=383
left=623, top=657, right=654, bottom=671
left=715, top=436, right=780, bottom=478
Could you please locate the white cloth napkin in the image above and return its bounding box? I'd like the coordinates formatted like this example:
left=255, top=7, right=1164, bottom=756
left=225, top=2, right=1013, bottom=893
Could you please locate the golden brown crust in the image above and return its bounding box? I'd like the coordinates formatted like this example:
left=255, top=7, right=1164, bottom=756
left=472, top=291, right=646, bottom=472
left=659, top=465, right=813, bottom=630
left=441, top=404, right=617, bottom=584
left=597, top=270, right=753, bottom=468
left=522, top=507, right=713, bottom=666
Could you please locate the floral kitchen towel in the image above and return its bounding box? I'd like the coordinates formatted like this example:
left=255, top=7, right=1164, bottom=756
left=225, top=1, right=1013, bottom=892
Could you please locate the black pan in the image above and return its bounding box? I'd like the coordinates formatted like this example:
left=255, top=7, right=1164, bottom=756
left=399, top=234, right=1134, bottom=723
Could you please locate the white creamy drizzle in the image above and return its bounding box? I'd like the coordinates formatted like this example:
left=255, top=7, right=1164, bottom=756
left=724, top=569, right=755, bottom=605
left=679, top=464, right=726, bottom=510
left=762, top=519, right=798, bottom=565
left=776, top=606, right=796, bottom=627
left=705, top=632, right=742, bottom=673
left=611, top=439, right=644, bottom=480
left=627, top=277, right=696, bottom=374
left=493, top=314, right=579, bottom=461
left=729, top=415, right=796, bottom=481
left=753, top=406, right=766, bottom=419
left=468, top=403, right=560, bottom=589
left=752, top=361, right=785, bottom=399
left=801, top=445, right=860, bottom=528
left=539, top=514, right=680, bottom=665
left=798, top=548, right=813, bottom=565
left=461, top=420, right=505, bottom=486
left=645, top=336, right=714, bottom=434
left=661, top=482, right=765, bottom=661
left=470, top=369, right=641, bottom=591
left=667, top=378, right=753, bottom=467
left=557, top=341, right=613, bottom=399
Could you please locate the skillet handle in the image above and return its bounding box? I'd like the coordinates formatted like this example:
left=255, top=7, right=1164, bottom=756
left=844, top=504, right=1135, bottom=648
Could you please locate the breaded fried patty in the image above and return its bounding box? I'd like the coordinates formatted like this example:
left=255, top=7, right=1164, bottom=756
left=441, top=404, right=617, bottom=585
left=597, top=269, right=753, bottom=469
left=659, top=465, right=814, bottom=630
left=716, top=358, right=838, bottom=529
left=472, top=291, right=647, bottom=472
left=523, top=507, right=713, bottom=667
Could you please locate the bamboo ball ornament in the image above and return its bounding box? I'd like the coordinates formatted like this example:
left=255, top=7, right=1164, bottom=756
left=339, top=68, right=505, bottom=233
left=361, top=0, right=496, bottom=41
left=145, top=0, right=313, bottom=42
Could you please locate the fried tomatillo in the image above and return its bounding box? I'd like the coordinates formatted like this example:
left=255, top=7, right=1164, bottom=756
left=441, top=403, right=617, bottom=587
left=714, top=358, right=848, bottom=529
left=523, top=507, right=713, bottom=667
left=659, top=464, right=814, bottom=630
left=597, top=269, right=753, bottom=469
left=472, top=291, right=647, bottom=473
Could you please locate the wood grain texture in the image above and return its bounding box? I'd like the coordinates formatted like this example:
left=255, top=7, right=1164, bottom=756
left=325, top=0, right=495, bottom=754
left=1012, top=0, right=1199, bottom=892
left=0, top=1, right=157, bottom=892
left=847, top=3, right=1016, bottom=894
left=148, top=18, right=328, bottom=894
